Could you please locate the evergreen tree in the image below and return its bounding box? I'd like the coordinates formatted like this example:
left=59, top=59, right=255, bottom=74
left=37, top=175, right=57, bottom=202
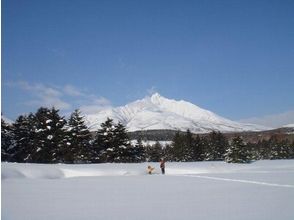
left=182, top=129, right=194, bottom=161
left=93, top=118, right=137, bottom=163
left=289, top=141, right=294, bottom=159
left=205, top=131, right=227, bottom=161
left=146, top=142, right=163, bottom=162
left=32, top=107, right=68, bottom=163
left=192, top=135, right=203, bottom=161
left=112, top=122, right=133, bottom=162
left=133, top=138, right=146, bottom=162
left=93, top=118, right=116, bottom=162
left=225, top=136, right=251, bottom=163
left=67, top=109, right=92, bottom=163
left=12, top=114, right=36, bottom=162
left=171, top=131, right=184, bottom=161
left=1, top=118, right=15, bottom=161
left=270, top=138, right=290, bottom=160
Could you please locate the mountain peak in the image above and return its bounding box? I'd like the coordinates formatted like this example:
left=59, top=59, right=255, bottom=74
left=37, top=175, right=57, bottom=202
left=150, top=92, right=165, bottom=104
left=85, top=94, right=269, bottom=133
left=150, top=92, right=161, bottom=98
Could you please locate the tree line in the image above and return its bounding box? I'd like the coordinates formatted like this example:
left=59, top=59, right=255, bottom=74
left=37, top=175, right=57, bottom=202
left=154, top=130, right=294, bottom=163
left=2, top=107, right=294, bottom=163
left=2, top=107, right=144, bottom=163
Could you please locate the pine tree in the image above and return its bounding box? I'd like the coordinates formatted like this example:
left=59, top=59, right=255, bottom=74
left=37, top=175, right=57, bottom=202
left=32, top=107, right=68, bottom=163
left=192, top=135, right=203, bottom=161
left=93, top=118, right=140, bottom=163
left=132, top=138, right=146, bottom=162
left=1, top=118, right=15, bottom=161
left=225, top=136, right=251, bottom=163
left=12, top=114, right=36, bottom=162
left=67, top=109, right=92, bottom=163
left=146, top=141, right=162, bottom=162
left=205, top=131, right=227, bottom=161
left=93, top=118, right=116, bottom=162
left=182, top=129, right=194, bottom=161
left=270, top=138, right=290, bottom=160
left=171, top=131, right=184, bottom=161
left=112, top=122, right=133, bottom=162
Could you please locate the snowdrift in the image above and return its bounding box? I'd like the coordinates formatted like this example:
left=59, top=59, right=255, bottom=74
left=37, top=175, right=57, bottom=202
left=3, top=160, right=294, bottom=180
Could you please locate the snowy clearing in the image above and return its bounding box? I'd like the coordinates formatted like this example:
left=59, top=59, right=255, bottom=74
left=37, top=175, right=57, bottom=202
left=2, top=160, right=294, bottom=220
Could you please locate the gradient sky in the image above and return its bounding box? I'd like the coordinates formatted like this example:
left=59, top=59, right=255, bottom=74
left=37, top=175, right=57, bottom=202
left=2, top=0, right=294, bottom=125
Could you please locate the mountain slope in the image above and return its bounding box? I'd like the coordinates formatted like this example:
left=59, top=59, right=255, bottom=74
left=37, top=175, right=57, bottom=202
left=84, top=93, right=269, bottom=133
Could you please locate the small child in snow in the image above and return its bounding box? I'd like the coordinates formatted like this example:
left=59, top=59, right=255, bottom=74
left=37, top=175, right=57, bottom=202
left=147, top=165, right=155, bottom=174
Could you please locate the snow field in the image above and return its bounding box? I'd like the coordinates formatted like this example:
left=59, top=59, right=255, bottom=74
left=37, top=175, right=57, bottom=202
left=2, top=160, right=294, bottom=220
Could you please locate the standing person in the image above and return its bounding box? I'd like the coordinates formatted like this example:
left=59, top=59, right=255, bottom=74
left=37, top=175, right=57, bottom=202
left=160, top=159, right=165, bottom=174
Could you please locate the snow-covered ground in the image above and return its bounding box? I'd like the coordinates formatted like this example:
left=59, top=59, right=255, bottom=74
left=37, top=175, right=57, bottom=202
left=2, top=160, right=294, bottom=220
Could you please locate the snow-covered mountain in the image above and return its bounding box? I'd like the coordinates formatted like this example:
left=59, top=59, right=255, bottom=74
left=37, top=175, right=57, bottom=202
left=84, top=93, right=269, bottom=133
left=282, top=123, right=294, bottom=128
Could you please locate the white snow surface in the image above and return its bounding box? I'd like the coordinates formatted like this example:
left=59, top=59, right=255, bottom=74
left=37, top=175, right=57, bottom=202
left=84, top=93, right=269, bottom=133
left=2, top=160, right=294, bottom=220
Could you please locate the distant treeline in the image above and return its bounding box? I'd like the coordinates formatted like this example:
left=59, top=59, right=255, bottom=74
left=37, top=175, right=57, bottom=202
left=2, top=107, right=294, bottom=163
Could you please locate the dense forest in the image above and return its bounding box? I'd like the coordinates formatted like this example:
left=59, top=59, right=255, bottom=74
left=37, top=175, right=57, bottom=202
left=2, top=107, right=294, bottom=163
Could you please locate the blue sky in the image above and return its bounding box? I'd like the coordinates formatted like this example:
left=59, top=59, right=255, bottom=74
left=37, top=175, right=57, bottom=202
left=2, top=0, right=294, bottom=125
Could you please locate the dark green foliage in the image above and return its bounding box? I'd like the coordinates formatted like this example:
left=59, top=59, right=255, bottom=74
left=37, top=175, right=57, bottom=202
left=3, top=106, right=294, bottom=163
left=93, top=118, right=138, bottom=163
left=32, top=107, right=68, bottom=163
left=66, top=109, right=92, bottom=163
left=146, top=141, right=163, bottom=162
left=93, top=118, right=115, bottom=162
left=132, top=138, right=146, bottom=162
left=269, top=136, right=291, bottom=160
left=170, top=131, right=185, bottom=161
left=225, top=136, right=251, bottom=163
left=205, top=131, right=228, bottom=161
left=1, top=118, right=14, bottom=161
left=12, top=114, right=36, bottom=162
left=193, top=135, right=205, bottom=161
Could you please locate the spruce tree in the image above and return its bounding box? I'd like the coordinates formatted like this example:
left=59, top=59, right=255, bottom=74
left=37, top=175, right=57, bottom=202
left=93, top=118, right=116, bottom=162
left=67, top=109, right=92, bottom=163
left=12, top=114, right=36, bottom=162
left=171, top=131, right=184, bottom=161
left=1, top=118, right=15, bottom=161
left=206, top=131, right=227, bottom=161
left=182, top=129, right=194, bottom=161
left=225, top=136, right=250, bottom=163
left=32, top=107, right=68, bottom=163
left=112, top=122, right=133, bottom=162
left=193, top=135, right=203, bottom=161
left=132, top=138, right=146, bottom=162
left=146, top=141, right=162, bottom=162
left=270, top=138, right=290, bottom=160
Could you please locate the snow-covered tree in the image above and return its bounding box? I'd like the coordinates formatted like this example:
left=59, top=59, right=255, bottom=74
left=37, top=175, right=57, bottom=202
left=112, top=122, right=133, bottom=162
left=170, top=131, right=184, bottom=161
left=32, top=107, right=68, bottom=163
left=205, top=131, right=228, bottom=161
left=146, top=141, right=163, bottom=162
left=270, top=138, right=291, bottom=160
left=182, top=129, right=194, bottom=161
left=93, top=118, right=138, bottom=163
left=1, top=118, right=15, bottom=161
left=66, top=109, right=92, bottom=163
left=225, top=136, right=251, bottom=163
left=12, top=114, right=36, bottom=162
left=133, top=138, right=146, bottom=162
left=93, top=118, right=116, bottom=162
left=192, top=135, right=204, bottom=161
